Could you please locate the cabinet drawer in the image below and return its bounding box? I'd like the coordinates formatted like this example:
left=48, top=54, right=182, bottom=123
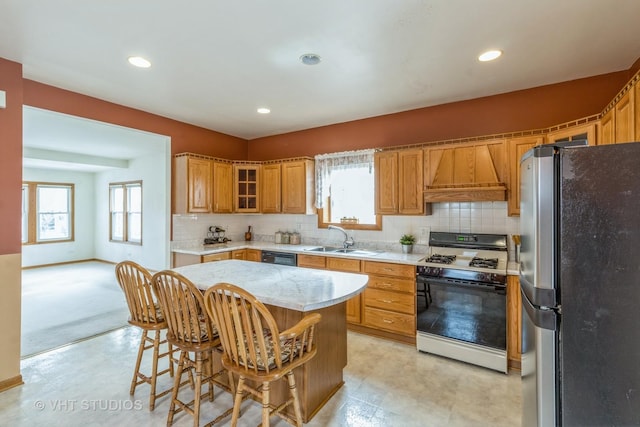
left=297, top=254, right=327, bottom=269
left=364, top=288, right=414, bottom=314
left=363, top=306, right=415, bottom=336
left=363, top=261, right=414, bottom=278
left=231, top=249, right=246, bottom=260
left=367, top=275, right=414, bottom=293
left=327, top=257, right=361, bottom=273
left=202, top=252, right=231, bottom=263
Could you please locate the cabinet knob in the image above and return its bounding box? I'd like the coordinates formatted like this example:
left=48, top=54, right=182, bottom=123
left=383, top=319, right=393, bottom=324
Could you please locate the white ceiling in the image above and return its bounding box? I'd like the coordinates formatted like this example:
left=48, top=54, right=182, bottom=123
left=3, top=0, right=640, bottom=151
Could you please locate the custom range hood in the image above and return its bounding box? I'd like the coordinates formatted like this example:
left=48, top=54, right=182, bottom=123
left=424, top=142, right=507, bottom=203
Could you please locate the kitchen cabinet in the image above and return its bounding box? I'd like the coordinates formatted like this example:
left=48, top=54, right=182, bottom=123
left=599, top=108, right=615, bottom=145
left=231, top=249, right=246, bottom=260
left=507, top=275, right=522, bottom=371
left=423, top=139, right=507, bottom=203
left=374, top=151, right=398, bottom=214
left=261, top=163, right=281, bottom=213
left=172, top=250, right=232, bottom=267
left=245, top=249, right=262, bottom=262
left=175, top=154, right=212, bottom=213
left=546, top=122, right=597, bottom=146
left=362, top=261, right=415, bottom=338
left=374, top=149, right=425, bottom=215
left=507, top=136, right=543, bottom=216
left=635, top=80, right=640, bottom=142
left=212, top=161, right=233, bottom=213
left=297, top=254, right=362, bottom=324
left=615, top=89, right=635, bottom=143
left=233, top=164, right=260, bottom=213
left=281, top=159, right=315, bottom=214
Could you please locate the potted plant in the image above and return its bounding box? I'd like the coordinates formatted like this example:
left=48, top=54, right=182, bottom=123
left=399, top=234, right=416, bottom=254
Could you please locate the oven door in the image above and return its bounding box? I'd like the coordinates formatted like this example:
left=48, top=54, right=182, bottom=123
left=416, top=276, right=508, bottom=373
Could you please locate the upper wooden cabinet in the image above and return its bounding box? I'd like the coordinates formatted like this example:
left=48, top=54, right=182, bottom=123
left=261, top=163, right=282, bottom=213
left=175, top=154, right=212, bottom=213
left=233, top=164, right=260, bottom=213
left=635, top=80, right=640, bottom=142
left=212, top=161, right=233, bottom=213
left=599, top=108, right=616, bottom=145
left=546, top=122, right=597, bottom=146
left=424, top=139, right=507, bottom=203
left=374, top=151, right=398, bottom=214
left=507, top=136, right=543, bottom=216
left=374, top=149, right=424, bottom=215
left=615, top=89, right=635, bottom=143
left=281, top=159, right=315, bottom=214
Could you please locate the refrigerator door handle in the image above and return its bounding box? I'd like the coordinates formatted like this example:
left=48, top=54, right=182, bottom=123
left=519, top=270, right=557, bottom=308
left=521, top=286, right=557, bottom=331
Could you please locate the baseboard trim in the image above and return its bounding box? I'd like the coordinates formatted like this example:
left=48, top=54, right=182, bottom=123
left=22, top=258, right=114, bottom=270
left=0, top=375, right=24, bottom=393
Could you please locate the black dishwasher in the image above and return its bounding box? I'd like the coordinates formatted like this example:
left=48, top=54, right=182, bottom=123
left=261, top=250, right=297, bottom=266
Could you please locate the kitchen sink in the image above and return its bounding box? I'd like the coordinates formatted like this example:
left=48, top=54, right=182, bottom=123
left=304, top=246, right=382, bottom=256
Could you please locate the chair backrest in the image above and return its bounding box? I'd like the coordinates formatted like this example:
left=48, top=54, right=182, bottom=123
left=115, top=261, right=162, bottom=327
left=151, top=270, right=216, bottom=348
left=204, top=283, right=319, bottom=375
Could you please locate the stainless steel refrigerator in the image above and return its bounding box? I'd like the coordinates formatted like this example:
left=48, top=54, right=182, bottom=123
left=520, top=142, right=640, bottom=426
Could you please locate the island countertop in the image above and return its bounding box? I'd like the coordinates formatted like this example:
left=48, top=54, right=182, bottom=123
left=171, top=259, right=369, bottom=312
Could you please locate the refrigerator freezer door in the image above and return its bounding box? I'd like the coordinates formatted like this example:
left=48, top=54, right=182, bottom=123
left=557, top=144, right=640, bottom=426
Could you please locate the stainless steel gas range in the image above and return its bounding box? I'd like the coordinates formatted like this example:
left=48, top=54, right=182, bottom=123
left=416, top=231, right=508, bottom=373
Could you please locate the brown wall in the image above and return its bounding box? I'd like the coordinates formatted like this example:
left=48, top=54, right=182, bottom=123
left=0, top=59, right=23, bottom=256
left=22, top=80, right=248, bottom=160
left=247, top=71, right=629, bottom=160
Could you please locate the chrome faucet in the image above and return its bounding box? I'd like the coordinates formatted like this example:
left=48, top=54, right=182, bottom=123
left=328, top=225, right=355, bottom=249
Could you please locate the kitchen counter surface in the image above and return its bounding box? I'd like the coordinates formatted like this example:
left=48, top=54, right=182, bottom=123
left=172, top=240, right=426, bottom=265
left=172, top=259, right=369, bottom=311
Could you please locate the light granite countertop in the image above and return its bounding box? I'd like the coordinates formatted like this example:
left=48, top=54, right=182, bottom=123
left=172, top=241, right=521, bottom=276
left=172, top=259, right=369, bottom=312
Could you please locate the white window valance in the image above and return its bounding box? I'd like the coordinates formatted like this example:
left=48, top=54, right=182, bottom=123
left=314, top=149, right=375, bottom=209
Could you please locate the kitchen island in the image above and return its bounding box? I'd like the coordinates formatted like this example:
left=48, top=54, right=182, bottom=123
left=171, top=259, right=369, bottom=422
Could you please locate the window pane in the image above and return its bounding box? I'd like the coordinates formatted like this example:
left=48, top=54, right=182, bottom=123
left=111, top=212, right=124, bottom=241
left=111, top=187, right=124, bottom=212
left=36, top=185, right=71, bottom=241
left=38, top=213, right=70, bottom=240
left=128, top=185, right=141, bottom=212
left=329, top=168, right=376, bottom=224
left=128, top=213, right=141, bottom=242
left=38, top=187, right=69, bottom=212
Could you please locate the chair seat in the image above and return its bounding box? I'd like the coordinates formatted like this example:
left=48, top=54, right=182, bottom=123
left=236, top=329, right=304, bottom=371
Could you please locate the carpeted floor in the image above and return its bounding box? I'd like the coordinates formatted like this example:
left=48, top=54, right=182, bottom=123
left=21, top=260, right=130, bottom=358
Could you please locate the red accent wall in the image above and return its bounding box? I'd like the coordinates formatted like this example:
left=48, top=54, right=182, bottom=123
left=0, top=59, right=23, bottom=255
left=22, top=80, right=248, bottom=160
left=247, top=71, right=630, bottom=160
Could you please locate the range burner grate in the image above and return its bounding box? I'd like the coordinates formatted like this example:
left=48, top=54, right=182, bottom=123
left=469, top=257, right=499, bottom=269
left=426, top=254, right=457, bottom=264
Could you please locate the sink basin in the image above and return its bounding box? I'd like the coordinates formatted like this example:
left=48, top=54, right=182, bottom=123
left=304, top=246, right=342, bottom=252
left=304, top=246, right=382, bottom=256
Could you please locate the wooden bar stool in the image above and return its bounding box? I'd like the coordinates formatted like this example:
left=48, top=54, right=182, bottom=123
left=115, top=261, right=175, bottom=410
left=151, top=270, right=234, bottom=427
left=203, top=283, right=321, bottom=427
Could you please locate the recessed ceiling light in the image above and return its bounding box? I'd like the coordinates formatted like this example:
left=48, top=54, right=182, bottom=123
left=257, top=107, right=271, bottom=114
left=478, top=50, right=502, bottom=62
left=300, top=53, right=321, bottom=66
left=127, top=56, right=151, bottom=68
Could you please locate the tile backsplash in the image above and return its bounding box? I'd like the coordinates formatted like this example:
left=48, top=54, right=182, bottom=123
left=172, top=201, right=520, bottom=260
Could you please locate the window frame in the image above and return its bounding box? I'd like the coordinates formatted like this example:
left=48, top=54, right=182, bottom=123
left=109, top=180, right=142, bottom=245
left=22, top=181, right=75, bottom=245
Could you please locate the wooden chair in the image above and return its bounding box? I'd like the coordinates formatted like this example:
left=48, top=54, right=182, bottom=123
left=115, top=261, right=175, bottom=411
left=203, top=283, right=321, bottom=427
left=151, top=270, right=233, bottom=427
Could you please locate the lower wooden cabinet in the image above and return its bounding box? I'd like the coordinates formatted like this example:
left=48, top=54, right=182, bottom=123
left=173, top=248, right=262, bottom=267
left=245, top=249, right=262, bottom=262
left=202, top=252, right=232, bottom=263
left=361, top=261, right=416, bottom=338
left=507, top=275, right=522, bottom=370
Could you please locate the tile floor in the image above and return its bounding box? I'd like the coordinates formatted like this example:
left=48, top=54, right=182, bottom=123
left=0, top=327, right=522, bottom=426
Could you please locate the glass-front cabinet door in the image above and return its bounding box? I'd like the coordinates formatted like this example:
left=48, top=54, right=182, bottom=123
left=233, top=164, right=260, bottom=212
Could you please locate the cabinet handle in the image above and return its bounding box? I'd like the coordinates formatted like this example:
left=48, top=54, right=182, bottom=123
left=381, top=299, right=393, bottom=304
left=383, top=267, right=393, bottom=271
left=380, top=282, right=392, bottom=288
left=383, top=319, right=393, bottom=323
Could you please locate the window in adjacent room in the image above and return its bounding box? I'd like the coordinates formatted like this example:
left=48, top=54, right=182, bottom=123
left=315, top=149, right=381, bottom=230
left=22, top=182, right=74, bottom=244
left=110, top=181, right=142, bottom=244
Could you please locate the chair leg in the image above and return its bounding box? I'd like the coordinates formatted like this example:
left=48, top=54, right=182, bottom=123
left=167, top=351, right=187, bottom=426
left=231, top=376, right=245, bottom=427
left=149, top=330, right=161, bottom=410
left=193, top=352, right=204, bottom=427
left=130, top=329, right=148, bottom=395
left=262, top=381, right=271, bottom=427
left=286, top=371, right=303, bottom=427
